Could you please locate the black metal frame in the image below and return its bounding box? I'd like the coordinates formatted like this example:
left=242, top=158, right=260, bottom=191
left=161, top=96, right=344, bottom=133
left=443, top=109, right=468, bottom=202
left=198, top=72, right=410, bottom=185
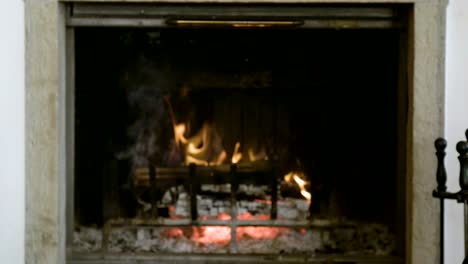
left=433, top=129, right=468, bottom=264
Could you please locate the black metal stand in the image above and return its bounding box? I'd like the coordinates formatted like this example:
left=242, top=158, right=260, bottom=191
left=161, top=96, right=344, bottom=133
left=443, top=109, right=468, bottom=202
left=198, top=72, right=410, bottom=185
left=433, top=129, right=468, bottom=264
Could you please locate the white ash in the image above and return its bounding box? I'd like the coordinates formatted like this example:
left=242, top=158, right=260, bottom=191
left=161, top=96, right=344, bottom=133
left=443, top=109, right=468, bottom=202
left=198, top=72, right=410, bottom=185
left=108, top=229, right=137, bottom=253
left=199, top=184, right=268, bottom=196
left=328, top=223, right=396, bottom=255
left=237, top=229, right=322, bottom=254
left=162, top=184, right=309, bottom=220
left=73, top=227, right=102, bottom=252
left=150, top=235, right=195, bottom=253
left=107, top=228, right=226, bottom=253
left=195, top=196, right=309, bottom=220
left=277, top=199, right=310, bottom=220
left=135, top=230, right=161, bottom=252
left=200, top=184, right=231, bottom=193
left=192, top=243, right=228, bottom=254
left=160, top=185, right=187, bottom=205
left=105, top=227, right=322, bottom=254
left=237, top=184, right=269, bottom=197
left=74, top=223, right=396, bottom=256
left=294, top=199, right=310, bottom=212
left=174, top=192, right=190, bottom=217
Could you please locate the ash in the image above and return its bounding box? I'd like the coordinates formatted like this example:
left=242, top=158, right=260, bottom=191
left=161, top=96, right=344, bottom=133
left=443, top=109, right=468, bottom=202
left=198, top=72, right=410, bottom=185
left=106, top=228, right=228, bottom=253
left=73, top=227, right=102, bottom=252
left=106, top=228, right=322, bottom=254
left=73, top=223, right=396, bottom=255
left=162, top=184, right=310, bottom=220
left=237, top=229, right=323, bottom=254
left=328, top=223, right=397, bottom=255
left=73, top=186, right=395, bottom=255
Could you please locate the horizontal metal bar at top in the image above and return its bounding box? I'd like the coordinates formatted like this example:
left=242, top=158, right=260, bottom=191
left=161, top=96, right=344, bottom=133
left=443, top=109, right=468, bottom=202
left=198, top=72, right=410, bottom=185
left=67, top=3, right=405, bottom=28
left=71, top=3, right=398, bottom=18
left=67, top=17, right=401, bottom=29
left=67, top=17, right=166, bottom=27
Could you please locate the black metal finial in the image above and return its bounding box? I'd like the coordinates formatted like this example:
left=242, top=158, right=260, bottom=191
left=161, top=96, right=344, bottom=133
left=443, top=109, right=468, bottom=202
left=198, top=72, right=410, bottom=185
left=435, top=138, right=448, bottom=192
left=457, top=141, right=468, bottom=191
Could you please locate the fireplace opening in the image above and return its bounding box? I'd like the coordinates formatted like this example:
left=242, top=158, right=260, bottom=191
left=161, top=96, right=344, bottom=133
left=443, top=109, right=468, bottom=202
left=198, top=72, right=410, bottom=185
left=72, top=21, right=406, bottom=261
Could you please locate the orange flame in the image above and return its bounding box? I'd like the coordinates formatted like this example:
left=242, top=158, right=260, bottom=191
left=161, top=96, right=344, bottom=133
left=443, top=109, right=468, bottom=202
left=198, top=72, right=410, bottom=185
left=284, top=172, right=311, bottom=202
left=231, top=142, right=243, bottom=164
left=174, top=123, right=187, bottom=147
left=248, top=148, right=268, bottom=162
left=171, top=120, right=227, bottom=166
left=165, top=96, right=226, bottom=166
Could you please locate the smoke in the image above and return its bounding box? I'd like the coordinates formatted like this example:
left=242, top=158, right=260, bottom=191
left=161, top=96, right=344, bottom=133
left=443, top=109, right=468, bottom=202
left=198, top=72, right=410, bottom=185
left=116, top=54, right=176, bottom=169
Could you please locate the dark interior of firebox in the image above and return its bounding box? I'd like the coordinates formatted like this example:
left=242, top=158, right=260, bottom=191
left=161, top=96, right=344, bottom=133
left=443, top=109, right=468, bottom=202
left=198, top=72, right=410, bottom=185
left=74, top=27, right=402, bottom=237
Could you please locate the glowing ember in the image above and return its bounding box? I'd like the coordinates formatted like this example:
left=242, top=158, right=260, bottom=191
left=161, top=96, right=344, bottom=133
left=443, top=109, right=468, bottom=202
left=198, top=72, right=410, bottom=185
left=164, top=227, right=184, bottom=238
left=284, top=172, right=312, bottom=202
left=231, top=142, right=243, bottom=164
left=237, top=212, right=288, bottom=240
left=237, top=212, right=269, bottom=220
left=215, top=212, right=232, bottom=220
left=164, top=212, right=288, bottom=245
left=237, top=226, right=285, bottom=240
left=192, top=226, right=231, bottom=245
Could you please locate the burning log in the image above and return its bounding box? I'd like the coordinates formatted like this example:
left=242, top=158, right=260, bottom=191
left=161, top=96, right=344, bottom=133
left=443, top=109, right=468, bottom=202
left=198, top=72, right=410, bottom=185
left=132, top=161, right=273, bottom=187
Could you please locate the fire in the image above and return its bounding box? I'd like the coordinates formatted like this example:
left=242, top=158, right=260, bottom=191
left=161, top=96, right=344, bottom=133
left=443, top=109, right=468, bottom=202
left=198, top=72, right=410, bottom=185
left=248, top=147, right=268, bottom=162
left=174, top=123, right=187, bottom=147
left=231, top=142, right=243, bottom=164
left=171, top=120, right=228, bottom=166
left=236, top=212, right=287, bottom=240
left=167, top=95, right=249, bottom=166
left=192, top=226, right=232, bottom=245
left=165, top=212, right=288, bottom=245
left=284, top=172, right=311, bottom=202
left=165, top=227, right=184, bottom=238
left=171, top=120, right=246, bottom=166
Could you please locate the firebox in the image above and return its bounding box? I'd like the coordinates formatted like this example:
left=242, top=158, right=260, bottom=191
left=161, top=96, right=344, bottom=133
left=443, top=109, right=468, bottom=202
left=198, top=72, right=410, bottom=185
left=68, top=3, right=409, bottom=263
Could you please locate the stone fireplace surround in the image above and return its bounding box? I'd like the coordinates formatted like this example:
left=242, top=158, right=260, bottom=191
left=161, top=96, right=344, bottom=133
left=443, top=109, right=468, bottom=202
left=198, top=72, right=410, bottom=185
left=25, top=0, right=447, bottom=263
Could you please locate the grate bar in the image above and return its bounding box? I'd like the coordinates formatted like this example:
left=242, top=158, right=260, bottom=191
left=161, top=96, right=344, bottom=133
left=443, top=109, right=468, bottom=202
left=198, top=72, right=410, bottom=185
left=270, top=161, right=278, bottom=220
left=106, top=218, right=357, bottom=228
left=229, top=164, right=238, bottom=253
left=189, top=164, right=198, bottom=221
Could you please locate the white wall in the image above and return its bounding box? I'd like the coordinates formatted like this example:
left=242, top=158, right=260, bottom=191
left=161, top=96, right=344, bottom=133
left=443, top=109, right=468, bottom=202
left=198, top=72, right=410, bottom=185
left=445, top=0, right=468, bottom=263
left=0, top=0, right=25, bottom=263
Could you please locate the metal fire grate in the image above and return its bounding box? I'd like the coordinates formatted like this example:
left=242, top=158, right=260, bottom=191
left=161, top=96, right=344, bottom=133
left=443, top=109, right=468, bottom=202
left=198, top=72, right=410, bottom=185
left=106, top=161, right=326, bottom=253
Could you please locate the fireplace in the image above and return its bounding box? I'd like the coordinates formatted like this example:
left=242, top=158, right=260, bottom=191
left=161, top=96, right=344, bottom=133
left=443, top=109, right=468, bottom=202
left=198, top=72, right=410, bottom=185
left=23, top=1, right=448, bottom=264
left=67, top=3, right=409, bottom=263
